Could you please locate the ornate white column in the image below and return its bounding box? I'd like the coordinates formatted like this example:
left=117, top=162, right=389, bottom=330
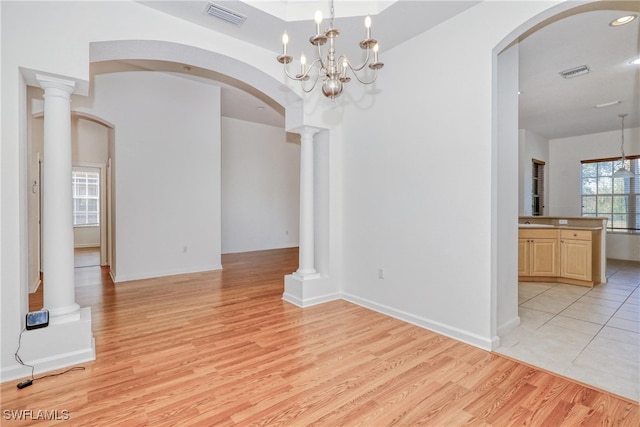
left=295, top=126, right=320, bottom=278
left=37, top=74, right=80, bottom=318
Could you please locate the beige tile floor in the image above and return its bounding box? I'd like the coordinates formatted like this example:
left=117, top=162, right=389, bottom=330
left=496, top=259, right=640, bottom=402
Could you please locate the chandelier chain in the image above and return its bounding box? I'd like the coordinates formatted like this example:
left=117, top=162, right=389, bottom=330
left=330, top=0, right=335, bottom=28
left=620, top=114, right=627, bottom=160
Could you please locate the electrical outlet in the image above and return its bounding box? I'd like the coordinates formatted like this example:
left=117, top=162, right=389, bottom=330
left=378, top=268, right=384, bottom=279
left=559, top=219, right=568, bottom=225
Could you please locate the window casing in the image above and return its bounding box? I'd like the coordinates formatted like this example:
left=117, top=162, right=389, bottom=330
left=72, top=169, right=99, bottom=226
left=581, top=156, right=639, bottom=232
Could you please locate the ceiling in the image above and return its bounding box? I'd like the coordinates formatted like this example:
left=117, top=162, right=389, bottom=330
left=121, top=1, right=640, bottom=139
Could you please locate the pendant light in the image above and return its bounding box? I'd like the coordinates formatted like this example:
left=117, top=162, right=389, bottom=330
left=612, top=114, right=634, bottom=179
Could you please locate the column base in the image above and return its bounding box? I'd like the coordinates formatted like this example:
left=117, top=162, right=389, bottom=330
left=13, top=306, right=95, bottom=379
left=48, top=302, right=81, bottom=318
left=283, top=273, right=340, bottom=307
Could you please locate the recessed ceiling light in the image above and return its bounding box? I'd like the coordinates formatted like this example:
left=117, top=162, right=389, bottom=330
left=256, top=106, right=265, bottom=111
left=610, top=15, right=636, bottom=26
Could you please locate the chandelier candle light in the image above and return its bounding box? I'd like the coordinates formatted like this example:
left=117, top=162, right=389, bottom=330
left=277, top=0, right=384, bottom=100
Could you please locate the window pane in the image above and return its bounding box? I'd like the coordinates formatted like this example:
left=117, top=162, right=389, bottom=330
left=613, top=178, right=627, bottom=194
left=598, top=162, right=613, bottom=177
left=72, top=169, right=100, bottom=226
left=582, top=196, right=597, bottom=214
left=612, top=196, right=628, bottom=214
left=582, top=178, right=597, bottom=195
left=598, top=177, right=612, bottom=194
left=612, top=214, right=627, bottom=229
left=598, top=196, right=612, bottom=213
left=582, top=163, right=597, bottom=177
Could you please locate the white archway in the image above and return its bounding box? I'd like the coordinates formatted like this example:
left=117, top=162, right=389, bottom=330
left=491, top=0, right=633, bottom=342
left=89, top=40, right=304, bottom=131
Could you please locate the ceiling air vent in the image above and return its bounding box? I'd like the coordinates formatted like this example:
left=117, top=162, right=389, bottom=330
left=559, top=65, right=590, bottom=79
left=204, top=2, right=247, bottom=26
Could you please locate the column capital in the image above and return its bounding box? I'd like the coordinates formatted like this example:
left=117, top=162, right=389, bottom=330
left=36, top=74, right=76, bottom=97
left=291, top=125, right=322, bottom=140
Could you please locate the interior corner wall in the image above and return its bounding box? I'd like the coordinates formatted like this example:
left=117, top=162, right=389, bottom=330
left=76, top=71, right=223, bottom=282
left=221, top=117, right=299, bottom=254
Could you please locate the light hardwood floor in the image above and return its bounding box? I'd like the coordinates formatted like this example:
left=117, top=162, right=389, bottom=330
left=2, top=248, right=638, bottom=426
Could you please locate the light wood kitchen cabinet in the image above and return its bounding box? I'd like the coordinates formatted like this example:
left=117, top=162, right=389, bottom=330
left=518, top=229, right=559, bottom=277
left=559, top=229, right=601, bottom=286
left=518, top=227, right=601, bottom=287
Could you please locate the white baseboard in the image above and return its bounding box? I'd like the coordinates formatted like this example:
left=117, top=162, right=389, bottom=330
left=342, top=293, right=498, bottom=351
left=112, top=264, right=223, bottom=283
left=282, top=291, right=340, bottom=308
left=497, top=315, right=520, bottom=337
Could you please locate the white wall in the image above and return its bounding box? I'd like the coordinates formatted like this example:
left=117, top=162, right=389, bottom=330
left=73, top=71, right=223, bottom=281
left=338, top=1, right=560, bottom=349
left=549, top=126, right=640, bottom=261
left=495, top=43, right=521, bottom=336
left=72, top=117, right=108, bottom=164
left=221, top=117, right=299, bottom=253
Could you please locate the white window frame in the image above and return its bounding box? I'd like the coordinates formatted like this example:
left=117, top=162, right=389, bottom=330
left=72, top=167, right=100, bottom=226
left=580, top=155, right=639, bottom=233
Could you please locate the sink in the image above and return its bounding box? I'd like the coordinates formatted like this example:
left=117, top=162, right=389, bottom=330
left=519, top=223, right=554, bottom=228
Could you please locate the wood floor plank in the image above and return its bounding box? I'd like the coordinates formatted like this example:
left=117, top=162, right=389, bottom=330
left=2, top=247, right=638, bottom=426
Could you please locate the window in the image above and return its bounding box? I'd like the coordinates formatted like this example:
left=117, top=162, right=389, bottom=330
left=532, top=159, right=545, bottom=216
left=72, top=169, right=99, bottom=226
left=581, top=156, right=639, bottom=232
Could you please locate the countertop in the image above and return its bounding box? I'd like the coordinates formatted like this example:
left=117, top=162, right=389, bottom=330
left=519, top=224, right=603, bottom=231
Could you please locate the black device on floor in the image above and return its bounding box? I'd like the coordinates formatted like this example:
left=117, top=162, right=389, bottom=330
left=25, top=309, right=49, bottom=330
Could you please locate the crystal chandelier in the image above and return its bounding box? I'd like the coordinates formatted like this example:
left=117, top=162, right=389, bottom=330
left=276, top=0, right=384, bottom=100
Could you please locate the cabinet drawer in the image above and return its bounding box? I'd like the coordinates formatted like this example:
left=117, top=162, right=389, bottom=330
left=519, top=229, right=558, bottom=239
left=560, top=229, right=592, bottom=241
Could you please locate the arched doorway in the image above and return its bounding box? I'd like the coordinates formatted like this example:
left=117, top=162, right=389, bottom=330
left=492, top=0, right=639, bottom=399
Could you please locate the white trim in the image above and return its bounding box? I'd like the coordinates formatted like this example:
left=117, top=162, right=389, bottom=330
left=497, top=315, right=520, bottom=337
left=112, top=264, right=223, bottom=283
left=282, top=292, right=340, bottom=308
left=342, top=293, right=499, bottom=351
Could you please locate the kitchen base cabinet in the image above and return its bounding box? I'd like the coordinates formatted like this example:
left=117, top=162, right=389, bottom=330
left=519, top=229, right=559, bottom=277
left=559, top=229, right=601, bottom=286
left=518, top=227, right=601, bottom=287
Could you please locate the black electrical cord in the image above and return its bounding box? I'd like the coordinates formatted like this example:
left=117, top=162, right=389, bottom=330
left=14, top=328, right=85, bottom=389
